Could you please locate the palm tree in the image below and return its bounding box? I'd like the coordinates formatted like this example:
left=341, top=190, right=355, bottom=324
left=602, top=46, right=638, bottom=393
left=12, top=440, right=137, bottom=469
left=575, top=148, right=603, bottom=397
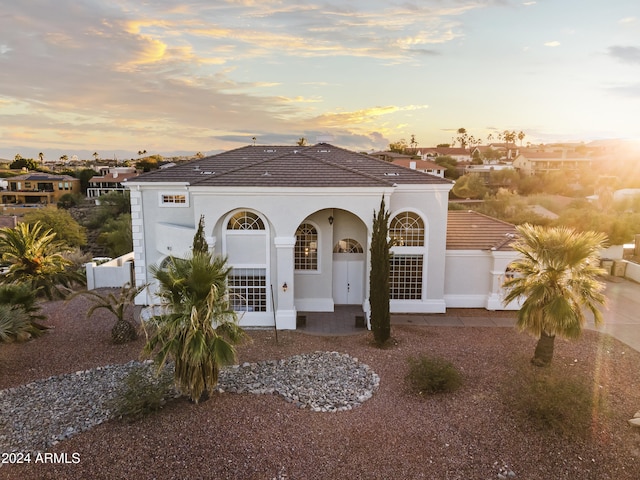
left=93, top=152, right=99, bottom=161
left=0, top=222, right=83, bottom=299
left=38, top=152, right=44, bottom=164
left=502, top=224, right=607, bottom=366
left=144, top=252, right=247, bottom=403
left=76, top=283, right=147, bottom=344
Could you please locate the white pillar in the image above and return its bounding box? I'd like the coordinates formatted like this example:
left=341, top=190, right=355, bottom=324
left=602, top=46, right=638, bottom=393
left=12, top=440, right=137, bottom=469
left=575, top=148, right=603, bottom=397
left=274, top=236, right=297, bottom=329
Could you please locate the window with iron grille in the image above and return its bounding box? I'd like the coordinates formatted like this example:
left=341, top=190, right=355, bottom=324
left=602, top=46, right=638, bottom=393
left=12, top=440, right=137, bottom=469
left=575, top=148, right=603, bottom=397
left=295, top=223, right=318, bottom=270
left=227, top=211, right=265, bottom=230
left=228, top=268, right=267, bottom=312
left=389, top=255, right=423, bottom=300
left=389, top=211, right=424, bottom=246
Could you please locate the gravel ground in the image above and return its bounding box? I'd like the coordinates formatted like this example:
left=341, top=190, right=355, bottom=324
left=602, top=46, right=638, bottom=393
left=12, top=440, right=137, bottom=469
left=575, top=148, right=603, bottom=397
left=1, top=294, right=640, bottom=479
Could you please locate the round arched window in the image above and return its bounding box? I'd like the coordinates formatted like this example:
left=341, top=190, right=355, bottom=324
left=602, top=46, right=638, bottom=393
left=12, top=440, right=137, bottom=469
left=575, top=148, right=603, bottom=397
left=389, top=212, right=424, bottom=246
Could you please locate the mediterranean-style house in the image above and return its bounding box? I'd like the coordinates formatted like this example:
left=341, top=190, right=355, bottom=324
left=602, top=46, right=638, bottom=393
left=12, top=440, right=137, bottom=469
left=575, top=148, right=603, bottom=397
left=126, top=143, right=519, bottom=330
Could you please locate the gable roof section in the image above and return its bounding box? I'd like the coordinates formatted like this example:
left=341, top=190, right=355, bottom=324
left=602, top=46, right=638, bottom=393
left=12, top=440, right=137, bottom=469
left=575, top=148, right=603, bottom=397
left=446, top=211, right=517, bottom=251
left=131, top=144, right=452, bottom=188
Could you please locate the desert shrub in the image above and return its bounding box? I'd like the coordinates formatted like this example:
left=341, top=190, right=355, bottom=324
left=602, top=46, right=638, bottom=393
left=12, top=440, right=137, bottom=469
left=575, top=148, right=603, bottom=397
left=502, top=364, right=608, bottom=439
left=406, top=355, right=463, bottom=395
left=0, top=305, right=33, bottom=342
left=107, top=365, right=175, bottom=422
left=0, top=284, right=48, bottom=342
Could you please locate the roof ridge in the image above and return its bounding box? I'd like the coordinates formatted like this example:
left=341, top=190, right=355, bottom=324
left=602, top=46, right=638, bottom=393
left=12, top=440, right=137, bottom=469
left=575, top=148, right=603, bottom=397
left=189, top=145, right=295, bottom=184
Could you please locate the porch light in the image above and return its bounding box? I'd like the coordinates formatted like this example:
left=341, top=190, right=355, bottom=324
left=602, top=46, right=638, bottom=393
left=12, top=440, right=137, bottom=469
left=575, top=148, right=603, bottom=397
left=282, top=282, right=288, bottom=292
left=328, top=216, right=334, bottom=225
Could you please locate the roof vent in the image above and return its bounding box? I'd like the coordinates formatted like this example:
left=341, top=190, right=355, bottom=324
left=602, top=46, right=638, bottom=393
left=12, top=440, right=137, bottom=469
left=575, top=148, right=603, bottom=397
left=264, top=149, right=276, bottom=153
left=200, top=171, right=214, bottom=175
left=193, top=165, right=200, bottom=171
left=318, top=149, right=330, bottom=153
left=262, top=171, right=271, bottom=176
left=384, top=172, right=400, bottom=176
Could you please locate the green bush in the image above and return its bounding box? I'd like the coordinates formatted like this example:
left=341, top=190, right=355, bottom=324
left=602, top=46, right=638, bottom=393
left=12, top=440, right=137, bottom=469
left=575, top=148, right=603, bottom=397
left=502, top=364, right=608, bottom=439
left=107, top=365, right=175, bottom=422
left=406, top=355, right=463, bottom=395
left=0, top=284, right=48, bottom=342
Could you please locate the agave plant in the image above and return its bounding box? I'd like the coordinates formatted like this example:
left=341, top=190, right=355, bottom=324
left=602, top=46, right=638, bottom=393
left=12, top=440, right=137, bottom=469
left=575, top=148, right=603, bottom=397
left=76, top=283, right=147, bottom=344
left=144, top=252, right=247, bottom=403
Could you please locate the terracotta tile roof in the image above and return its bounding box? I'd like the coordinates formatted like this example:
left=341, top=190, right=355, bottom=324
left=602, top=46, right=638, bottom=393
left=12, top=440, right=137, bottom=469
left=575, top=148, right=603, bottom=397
left=391, top=158, right=443, bottom=170
left=88, top=172, right=140, bottom=184
left=129, top=144, right=453, bottom=188
left=446, top=211, right=517, bottom=251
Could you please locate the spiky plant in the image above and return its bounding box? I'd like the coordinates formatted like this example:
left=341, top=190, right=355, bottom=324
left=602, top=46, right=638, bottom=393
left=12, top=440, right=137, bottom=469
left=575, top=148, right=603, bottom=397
left=0, top=283, right=48, bottom=342
left=76, top=283, right=147, bottom=344
left=0, top=222, right=84, bottom=299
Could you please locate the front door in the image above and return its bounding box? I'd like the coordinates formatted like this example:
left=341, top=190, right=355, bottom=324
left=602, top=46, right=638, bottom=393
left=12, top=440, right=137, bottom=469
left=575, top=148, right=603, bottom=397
left=332, top=259, right=364, bottom=305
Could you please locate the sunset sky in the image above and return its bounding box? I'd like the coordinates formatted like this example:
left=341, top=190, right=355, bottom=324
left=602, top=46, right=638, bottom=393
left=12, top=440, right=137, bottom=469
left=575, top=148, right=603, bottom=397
left=1, top=0, right=639, bottom=161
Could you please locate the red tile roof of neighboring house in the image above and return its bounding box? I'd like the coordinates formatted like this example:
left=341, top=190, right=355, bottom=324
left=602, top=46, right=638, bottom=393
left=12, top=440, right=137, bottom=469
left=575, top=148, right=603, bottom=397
left=446, top=211, right=517, bottom=251
left=88, top=172, right=140, bottom=184
left=391, top=158, right=443, bottom=170
left=129, top=144, right=453, bottom=188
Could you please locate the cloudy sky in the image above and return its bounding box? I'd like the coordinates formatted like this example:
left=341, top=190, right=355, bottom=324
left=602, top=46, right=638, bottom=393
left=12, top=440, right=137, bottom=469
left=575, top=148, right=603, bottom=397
left=1, top=0, right=639, bottom=160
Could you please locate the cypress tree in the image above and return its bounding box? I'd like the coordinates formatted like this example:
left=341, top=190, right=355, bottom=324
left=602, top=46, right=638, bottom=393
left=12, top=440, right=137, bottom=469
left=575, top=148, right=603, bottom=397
left=370, top=197, right=391, bottom=345
left=192, top=215, right=208, bottom=254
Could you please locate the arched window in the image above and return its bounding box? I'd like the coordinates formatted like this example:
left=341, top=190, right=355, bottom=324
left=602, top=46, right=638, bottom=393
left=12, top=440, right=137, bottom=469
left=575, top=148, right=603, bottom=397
left=389, top=211, right=424, bottom=247
left=227, top=211, right=265, bottom=230
left=295, top=223, right=318, bottom=270
left=224, top=210, right=268, bottom=312
left=333, top=238, right=364, bottom=253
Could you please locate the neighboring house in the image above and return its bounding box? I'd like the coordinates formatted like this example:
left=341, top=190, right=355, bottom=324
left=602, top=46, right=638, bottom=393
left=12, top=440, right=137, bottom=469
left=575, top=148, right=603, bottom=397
left=126, top=143, right=519, bottom=330
left=390, top=158, right=446, bottom=178
left=418, top=147, right=472, bottom=163
left=1, top=173, right=80, bottom=205
left=512, top=151, right=593, bottom=176
left=464, top=164, right=515, bottom=184
left=87, top=167, right=139, bottom=199
left=445, top=211, right=519, bottom=310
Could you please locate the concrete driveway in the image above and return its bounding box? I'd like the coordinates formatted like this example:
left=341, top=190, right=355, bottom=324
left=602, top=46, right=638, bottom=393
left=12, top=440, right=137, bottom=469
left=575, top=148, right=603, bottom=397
left=590, top=277, right=640, bottom=352
left=391, top=277, right=640, bottom=353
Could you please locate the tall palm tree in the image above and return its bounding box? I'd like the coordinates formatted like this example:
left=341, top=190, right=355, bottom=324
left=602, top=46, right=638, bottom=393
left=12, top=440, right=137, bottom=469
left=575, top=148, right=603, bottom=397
left=38, top=152, right=44, bottom=164
left=0, top=222, right=83, bottom=299
left=502, top=224, right=607, bottom=366
left=144, top=252, right=247, bottom=403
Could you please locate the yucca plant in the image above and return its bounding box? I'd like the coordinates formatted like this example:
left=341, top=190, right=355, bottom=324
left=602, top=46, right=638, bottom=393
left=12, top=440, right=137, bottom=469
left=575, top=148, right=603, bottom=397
left=75, top=283, right=147, bottom=344
left=144, top=252, right=247, bottom=403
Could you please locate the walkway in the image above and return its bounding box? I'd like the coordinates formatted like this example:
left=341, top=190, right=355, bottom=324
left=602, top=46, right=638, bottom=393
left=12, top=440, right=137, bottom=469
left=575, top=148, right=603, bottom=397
left=299, top=277, right=640, bottom=353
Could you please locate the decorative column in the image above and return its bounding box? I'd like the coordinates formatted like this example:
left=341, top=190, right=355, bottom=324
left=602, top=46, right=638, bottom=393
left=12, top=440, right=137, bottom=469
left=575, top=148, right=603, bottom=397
left=128, top=187, right=147, bottom=305
left=274, top=236, right=297, bottom=329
